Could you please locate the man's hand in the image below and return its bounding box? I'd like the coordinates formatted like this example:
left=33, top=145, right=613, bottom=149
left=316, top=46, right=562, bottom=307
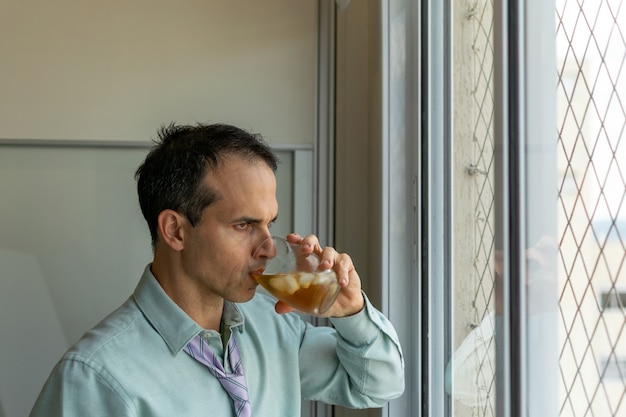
left=274, top=233, right=365, bottom=317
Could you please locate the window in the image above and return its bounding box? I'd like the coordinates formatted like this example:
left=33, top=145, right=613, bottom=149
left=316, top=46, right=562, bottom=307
left=557, top=1, right=626, bottom=415
left=382, top=0, right=625, bottom=416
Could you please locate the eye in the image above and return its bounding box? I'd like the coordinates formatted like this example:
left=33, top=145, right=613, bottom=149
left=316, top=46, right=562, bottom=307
left=234, top=222, right=252, bottom=231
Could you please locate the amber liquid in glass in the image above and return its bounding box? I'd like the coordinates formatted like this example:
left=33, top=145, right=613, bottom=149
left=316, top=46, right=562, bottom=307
left=253, top=271, right=339, bottom=315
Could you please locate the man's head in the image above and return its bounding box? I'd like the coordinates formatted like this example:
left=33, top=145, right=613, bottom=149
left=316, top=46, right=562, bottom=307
left=135, top=123, right=278, bottom=247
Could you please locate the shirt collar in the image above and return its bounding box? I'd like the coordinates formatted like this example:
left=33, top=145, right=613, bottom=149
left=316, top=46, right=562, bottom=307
left=133, top=265, right=246, bottom=354
left=222, top=299, right=246, bottom=331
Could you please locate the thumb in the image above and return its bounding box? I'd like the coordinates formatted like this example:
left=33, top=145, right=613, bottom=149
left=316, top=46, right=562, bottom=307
left=274, top=300, right=294, bottom=314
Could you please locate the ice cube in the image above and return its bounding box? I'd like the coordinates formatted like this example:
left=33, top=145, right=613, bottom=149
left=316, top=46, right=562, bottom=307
left=312, top=271, right=336, bottom=286
left=299, top=273, right=316, bottom=288
left=270, top=274, right=300, bottom=295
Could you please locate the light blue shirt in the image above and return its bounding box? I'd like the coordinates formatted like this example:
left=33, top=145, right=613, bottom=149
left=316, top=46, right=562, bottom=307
left=30, top=265, right=404, bottom=416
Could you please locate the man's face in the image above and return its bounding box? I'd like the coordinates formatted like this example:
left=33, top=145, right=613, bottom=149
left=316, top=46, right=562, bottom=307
left=180, top=155, right=278, bottom=303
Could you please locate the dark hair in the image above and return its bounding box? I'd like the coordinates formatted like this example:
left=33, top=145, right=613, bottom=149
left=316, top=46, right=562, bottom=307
left=135, top=123, right=279, bottom=246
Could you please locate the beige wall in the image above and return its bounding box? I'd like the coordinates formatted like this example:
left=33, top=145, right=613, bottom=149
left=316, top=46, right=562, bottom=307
left=336, top=0, right=382, bottom=305
left=0, top=0, right=317, bottom=145
left=0, top=2, right=318, bottom=417
left=335, top=2, right=384, bottom=415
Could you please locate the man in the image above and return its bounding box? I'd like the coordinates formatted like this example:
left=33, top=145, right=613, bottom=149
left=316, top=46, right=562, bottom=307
left=30, top=123, right=404, bottom=416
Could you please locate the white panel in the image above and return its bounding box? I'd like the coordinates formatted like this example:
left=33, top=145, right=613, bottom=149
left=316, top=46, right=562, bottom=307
left=0, top=251, right=67, bottom=417
left=274, top=149, right=295, bottom=237
left=0, top=145, right=153, bottom=416
left=0, top=146, right=153, bottom=343
left=0, top=143, right=312, bottom=416
left=293, top=149, right=314, bottom=236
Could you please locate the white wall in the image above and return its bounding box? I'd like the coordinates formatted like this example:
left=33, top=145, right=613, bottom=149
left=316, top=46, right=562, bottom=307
left=0, top=1, right=318, bottom=416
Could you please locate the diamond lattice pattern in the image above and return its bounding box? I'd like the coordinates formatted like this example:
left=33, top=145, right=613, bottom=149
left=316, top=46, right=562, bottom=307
left=470, top=1, right=497, bottom=416
left=556, top=0, right=626, bottom=416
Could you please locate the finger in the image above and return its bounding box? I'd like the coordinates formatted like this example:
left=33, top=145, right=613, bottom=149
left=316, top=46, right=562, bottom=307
left=274, top=300, right=294, bottom=315
left=318, top=246, right=336, bottom=271
left=327, top=251, right=354, bottom=286
left=299, top=234, right=321, bottom=254
left=285, top=233, right=303, bottom=244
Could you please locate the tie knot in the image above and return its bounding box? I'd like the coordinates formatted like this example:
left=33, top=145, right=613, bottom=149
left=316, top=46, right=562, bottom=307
left=184, top=334, right=252, bottom=417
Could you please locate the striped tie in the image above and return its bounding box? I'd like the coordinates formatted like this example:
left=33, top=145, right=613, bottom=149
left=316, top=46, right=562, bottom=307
left=184, top=334, right=251, bottom=417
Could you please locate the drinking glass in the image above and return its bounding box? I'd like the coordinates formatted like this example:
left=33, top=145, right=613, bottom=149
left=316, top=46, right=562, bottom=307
left=253, top=236, right=340, bottom=315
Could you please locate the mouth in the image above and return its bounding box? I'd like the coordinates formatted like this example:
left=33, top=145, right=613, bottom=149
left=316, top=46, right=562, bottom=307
left=251, top=266, right=265, bottom=276
left=245, top=275, right=260, bottom=292
left=249, top=269, right=264, bottom=284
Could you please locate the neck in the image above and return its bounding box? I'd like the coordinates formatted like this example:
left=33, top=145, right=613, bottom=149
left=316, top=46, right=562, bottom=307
left=150, top=258, right=224, bottom=331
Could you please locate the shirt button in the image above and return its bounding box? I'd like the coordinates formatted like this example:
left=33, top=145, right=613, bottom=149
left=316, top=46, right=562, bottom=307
left=203, top=331, right=218, bottom=340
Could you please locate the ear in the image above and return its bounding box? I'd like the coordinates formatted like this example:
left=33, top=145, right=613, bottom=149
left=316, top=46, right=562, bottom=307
left=157, top=209, right=187, bottom=251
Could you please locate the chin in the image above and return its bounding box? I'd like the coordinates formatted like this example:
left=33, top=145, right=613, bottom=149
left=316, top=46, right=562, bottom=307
left=234, top=288, right=257, bottom=303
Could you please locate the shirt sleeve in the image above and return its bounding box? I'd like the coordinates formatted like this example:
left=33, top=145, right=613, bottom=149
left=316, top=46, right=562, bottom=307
left=298, top=293, right=405, bottom=408
left=29, top=355, right=135, bottom=417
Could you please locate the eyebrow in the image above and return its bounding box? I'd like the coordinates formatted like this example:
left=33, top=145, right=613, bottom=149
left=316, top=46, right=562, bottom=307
left=233, top=215, right=279, bottom=225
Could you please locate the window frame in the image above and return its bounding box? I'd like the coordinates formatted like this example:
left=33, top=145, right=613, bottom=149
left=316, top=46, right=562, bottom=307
left=380, top=0, right=558, bottom=416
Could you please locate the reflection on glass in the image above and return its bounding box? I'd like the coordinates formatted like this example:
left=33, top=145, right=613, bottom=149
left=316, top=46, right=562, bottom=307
left=447, top=0, right=626, bottom=416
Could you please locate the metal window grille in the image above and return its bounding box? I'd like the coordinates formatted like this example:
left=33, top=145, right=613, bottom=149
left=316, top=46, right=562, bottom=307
left=556, top=1, right=626, bottom=416
left=452, top=0, right=624, bottom=416
left=452, top=0, right=496, bottom=416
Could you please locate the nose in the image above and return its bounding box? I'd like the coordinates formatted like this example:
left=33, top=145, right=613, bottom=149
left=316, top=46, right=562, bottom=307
left=253, top=236, right=277, bottom=259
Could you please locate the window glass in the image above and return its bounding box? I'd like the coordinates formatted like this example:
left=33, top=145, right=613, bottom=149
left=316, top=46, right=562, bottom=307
left=556, top=1, right=626, bottom=416
left=447, top=1, right=497, bottom=416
